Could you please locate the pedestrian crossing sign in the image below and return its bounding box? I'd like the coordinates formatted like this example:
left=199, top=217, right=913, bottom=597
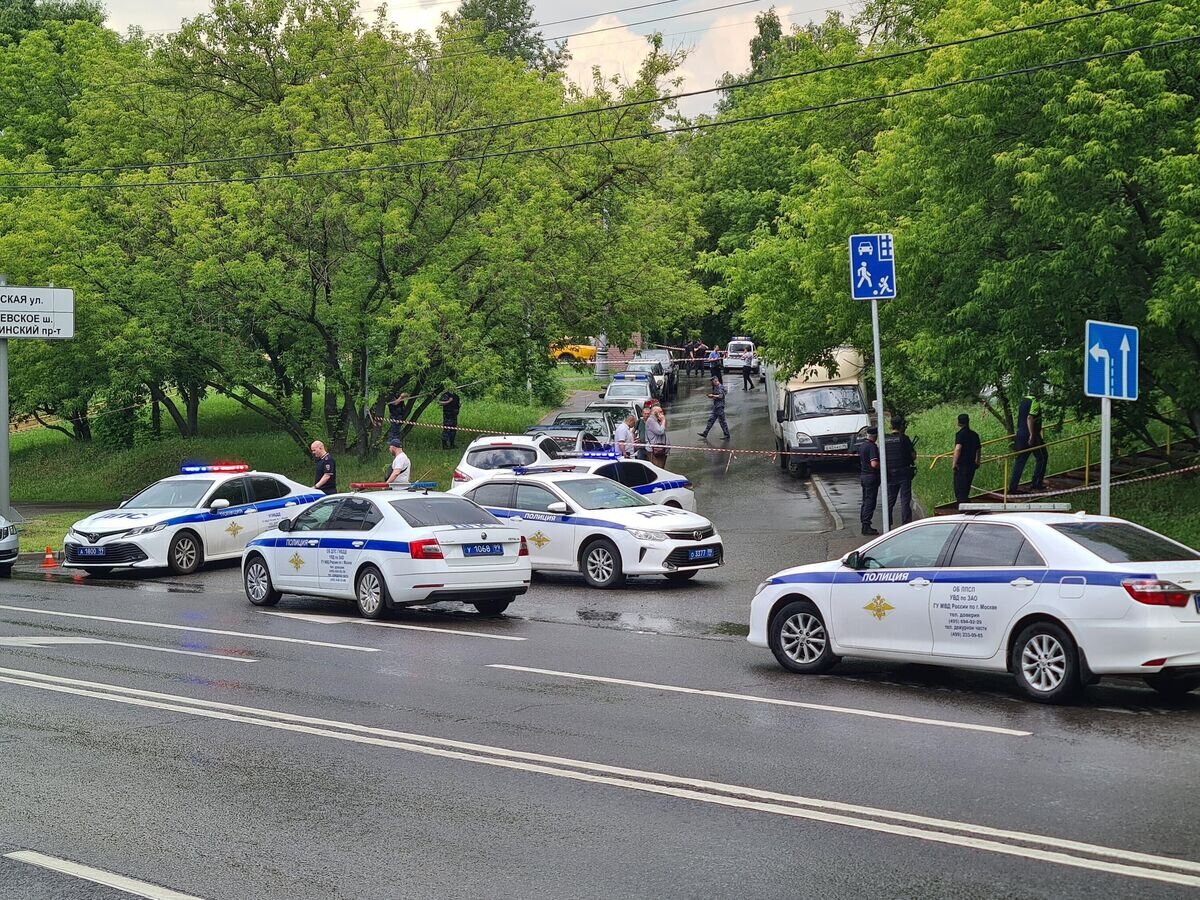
left=849, top=234, right=897, bottom=301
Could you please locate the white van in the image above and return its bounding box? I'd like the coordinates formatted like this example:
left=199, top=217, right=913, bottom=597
left=723, top=337, right=759, bottom=374
left=765, top=348, right=871, bottom=477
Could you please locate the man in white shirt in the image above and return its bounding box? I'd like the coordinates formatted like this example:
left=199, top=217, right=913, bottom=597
left=613, top=414, right=637, bottom=458
left=385, top=438, right=412, bottom=485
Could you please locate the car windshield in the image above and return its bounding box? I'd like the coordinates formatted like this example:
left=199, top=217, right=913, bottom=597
left=389, top=497, right=500, bottom=527
left=626, top=362, right=658, bottom=373
left=557, top=477, right=651, bottom=510
left=466, top=447, right=538, bottom=469
left=605, top=385, right=650, bottom=399
left=123, top=479, right=215, bottom=509
left=1051, top=522, right=1200, bottom=563
left=554, top=415, right=610, bottom=434
left=728, top=342, right=753, bottom=354
left=787, top=385, right=865, bottom=420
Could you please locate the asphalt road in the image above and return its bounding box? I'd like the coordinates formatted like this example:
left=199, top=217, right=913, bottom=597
left=3, top=375, right=1199, bottom=899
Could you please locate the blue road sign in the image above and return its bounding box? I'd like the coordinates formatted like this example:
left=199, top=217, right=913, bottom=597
left=1085, top=320, right=1139, bottom=401
left=849, top=234, right=897, bottom=301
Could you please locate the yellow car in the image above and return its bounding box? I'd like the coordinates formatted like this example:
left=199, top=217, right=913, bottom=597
left=550, top=341, right=597, bottom=364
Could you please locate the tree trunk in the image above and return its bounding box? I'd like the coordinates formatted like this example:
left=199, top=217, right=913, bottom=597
left=301, top=384, right=313, bottom=420
left=150, top=390, right=161, bottom=438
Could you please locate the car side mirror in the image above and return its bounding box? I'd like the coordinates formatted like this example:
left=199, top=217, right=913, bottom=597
left=547, top=502, right=569, bottom=514
left=210, top=498, right=230, bottom=511
left=843, top=550, right=861, bottom=570
left=277, top=517, right=293, bottom=533
left=775, top=410, right=785, bottom=423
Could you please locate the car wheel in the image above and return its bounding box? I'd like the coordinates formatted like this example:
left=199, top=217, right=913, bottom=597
left=559, top=353, right=577, bottom=364
left=581, top=539, right=625, bottom=589
left=355, top=565, right=390, bottom=619
left=664, top=500, right=682, bottom=509
left=243, top=555, right=281, bottom=607
left=1011, top=622, right=1082, bottom=703
left=769, top=600, right=839, bottom=674
left=664, top=570, right=697, bottom=583
left=473, top=597, right=513, bottom=616
left=1144, top=672, right=1200, bottom=698
left=168, top=531, right=203, bottom=575
left=776, top=439, right=788, bottom=470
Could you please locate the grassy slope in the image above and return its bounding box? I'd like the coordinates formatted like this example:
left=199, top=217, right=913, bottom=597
left=908, top=404, right=1200, bottom=547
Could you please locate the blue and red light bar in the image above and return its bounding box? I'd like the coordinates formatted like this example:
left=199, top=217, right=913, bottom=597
left=180, top=464, right=250, bottom=475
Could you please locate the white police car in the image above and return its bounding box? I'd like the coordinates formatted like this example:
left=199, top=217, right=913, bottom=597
left=560, top=457, right=696, bottom=511
left=453, top=434, right=569, bottom=485
left=64, top=465, right=321, bottom=575
left=0, top=513, right=17, bottom=578
left=600, top=373, right=657, bottom=406
left=452, top=469, right=721, bottom=588
left=723, top=337, right=759, bottom=374
left=242, top=485, right=530, bottom=617
left=749, top=506, right=1200, bottom=703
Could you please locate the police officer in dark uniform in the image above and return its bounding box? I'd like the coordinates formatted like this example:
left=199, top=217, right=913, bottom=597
left=858, top=426, right=880, bottom=535
left=884, top=416, right=917, bottom=527
left=310, top=440, right=337, bottom=495
left=438, top=384, right=461, bottom=450
left=1008, top=394, right=1047, bottom=494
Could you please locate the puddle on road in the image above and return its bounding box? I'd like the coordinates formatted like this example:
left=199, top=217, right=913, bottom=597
left=570, top=608, right=748, bottom=639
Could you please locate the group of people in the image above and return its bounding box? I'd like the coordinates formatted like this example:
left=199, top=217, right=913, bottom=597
left=614, top=403, right=671, bottom=467
left=856, top=418, right=921, bottom=536
left=680, top=340, right=758, bottom=390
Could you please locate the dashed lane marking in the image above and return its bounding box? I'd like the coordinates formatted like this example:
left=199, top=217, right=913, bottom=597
left=4, top=850, right=205, bottom=900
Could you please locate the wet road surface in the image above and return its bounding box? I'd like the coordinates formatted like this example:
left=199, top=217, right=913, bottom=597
left=2, top=377, right=1199, bottom=898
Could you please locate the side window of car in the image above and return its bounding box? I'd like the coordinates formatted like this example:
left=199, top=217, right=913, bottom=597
left=539, top=439, right=562, bottom=460
left=250, top=476, right=287, bottom=502
left=469, top=483, right=515, bottom=509
left=947, top=524, right=1032, bottom=567
left=208, top=478, right=248, bottom=508
left=326, top=497, right=378, bottom=531
left=617, top=462, right=654, bottom=488
left=861, top=523, right=958, bottom=569
left=1014, top=539, right=1047, bottom=567
left=595, top=464, right=620, bottom=481
left=513, top=485, right=559, bottom=513
left=292, top=499, right=342, bottom=532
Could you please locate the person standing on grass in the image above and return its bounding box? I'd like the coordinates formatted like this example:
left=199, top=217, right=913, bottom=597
left=438, top=384, right=461, bottom=450
left=858, top=427, right=881, bottom=535
left=952, top=413, right=982, bottom=507
left=698, top=377, right=730, bottom=441
left=310, top=440, right=337, bottom=495
left=384, top=438, right=411, bottom=486
left=646, top=405, right=669, bottom=468
left=884, top=416, right=917, bottom=527
left=386, top=392, right=411, bottom=443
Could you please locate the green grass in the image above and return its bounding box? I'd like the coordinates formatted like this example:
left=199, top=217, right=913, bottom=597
left=11, top=392, right=551, bottom=505
left=14, top=512, right=80, bottom=551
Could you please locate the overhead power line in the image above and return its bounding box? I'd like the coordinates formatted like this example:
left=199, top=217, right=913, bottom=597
left=4, top=33, right=1195, bottom=192
left=2, top=0, right=1168, bottom=181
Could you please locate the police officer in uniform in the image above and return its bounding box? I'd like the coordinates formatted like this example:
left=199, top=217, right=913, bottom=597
left=1008, top=394, right=1047, bottom=494
left=310, top=440, right=337, bottom=495
left=884, top=416, right=917, bottom=527
left=698, top=376, right=730, bottom=440
left=952, top=413, right=982, bottom=507
left=858, top=426, right=880, bottom=535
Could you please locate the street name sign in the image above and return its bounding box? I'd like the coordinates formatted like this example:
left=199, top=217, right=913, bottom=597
left=0, top=286, right=75, bottom=340
left=1085, top=319, right=1138, bottom=401
left=849, top=233, right=897, bottom=301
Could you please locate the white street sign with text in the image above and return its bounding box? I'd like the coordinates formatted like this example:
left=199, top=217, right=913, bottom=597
left=0, top=286, right=75, bottom=339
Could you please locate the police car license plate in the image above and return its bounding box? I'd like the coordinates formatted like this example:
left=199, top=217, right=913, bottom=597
left=464, top=543, right=503, bottom=557
left=688, top=548, right=716, bottom=561
left=77, top=547, right=107, bottom=557
left=825, top=442, right=848, bottom=451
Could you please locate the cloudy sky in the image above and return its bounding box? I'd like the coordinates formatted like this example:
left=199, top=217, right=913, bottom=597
left=101, top=0, right=853, bottom=115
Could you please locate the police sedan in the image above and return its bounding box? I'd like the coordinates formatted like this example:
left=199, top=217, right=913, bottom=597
left=64, top=465, right=321, bottom=575
left=0, top=513, right=16, bottom=578
left=749, top=506, right=1200, bottom=703
left=451, top=469, right=721, bottom=588
left=453, top=434, right=569, bottom=484
left=560, top=457, right=696, bottom=511
left=242, top=486, right=530, bottom=617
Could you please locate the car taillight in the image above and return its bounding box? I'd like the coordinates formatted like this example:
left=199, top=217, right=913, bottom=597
left=1122, top=579, right=1191, bottom=608
left=410, top=539, right=444, bottom=560
left=519, top=537, right=529, bottom=557
left=452, top=469, right=470, bottom=483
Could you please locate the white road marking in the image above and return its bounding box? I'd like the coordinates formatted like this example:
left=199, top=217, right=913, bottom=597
left=488, top=665, right=1031, bottom=737
left=4, top=850, right=205, bottom=899
left=0, top=604, right=378, bottom=652
left=0, top=636, right=257, bottom=662
left=1, top=665, right=1197, bottom=886
left=259, top=610, right=527, bottom=641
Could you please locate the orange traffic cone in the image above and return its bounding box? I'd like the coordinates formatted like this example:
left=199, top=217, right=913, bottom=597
left=40, top=547, right=57, bottom=569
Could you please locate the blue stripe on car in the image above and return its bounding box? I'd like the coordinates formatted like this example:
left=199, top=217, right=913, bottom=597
left=768, top=569, right=1156, bottom=587
left=484, top=508, right=628, bottom=532
left=164, top=493, right=324, bottom=528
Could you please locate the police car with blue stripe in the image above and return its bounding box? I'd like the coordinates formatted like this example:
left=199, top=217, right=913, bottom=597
left=451, top=469, right=721, bottom=588
left=242, top=484, right=530, bottom=617
left=749, top=505, right=1200, bottom=703
left=64, top=465, right=322, bottom=575
left=557, top=457, right=696, bottom=511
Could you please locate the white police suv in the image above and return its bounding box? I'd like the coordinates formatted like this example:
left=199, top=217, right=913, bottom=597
left=64, top=465, right=321, bottom=575
left=560, top=457, right=696, bottom=511
left=451, top=469, right=721, bottom=588
left=242, top=485, right=530, bottom=617
left=723, top=337, right=759, bottom=374
left=749, top=507, right=1200, bottom=703
left=0, top=513, right=17, bottom=578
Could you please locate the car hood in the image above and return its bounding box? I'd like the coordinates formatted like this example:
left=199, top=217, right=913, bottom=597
left=71, top=508, right=194, bottom=535
left=767, top=558, right=845, bottom=581
left=785, top=415, right=869, bottom=438
left=584, top=506, right=714, bottom=532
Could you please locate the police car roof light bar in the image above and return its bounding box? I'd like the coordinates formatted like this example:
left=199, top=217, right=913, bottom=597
left=959, top=502, right=1073, bottom=513
left=406, top=481, right=438, bottom=493
left=180, top=463, right=250, bottom=475
left=511, top=466, right=579, bottom=476
left=350, top=482, right=390, bottom=491
left=564, top=450, right=621, bottom=460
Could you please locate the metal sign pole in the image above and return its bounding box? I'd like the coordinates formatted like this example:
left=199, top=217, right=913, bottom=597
left=0, top=273, right=7, bottom=520
left=871, top=297, right=889, bottom=532
left=1100, top=396, right=1111, bottom=516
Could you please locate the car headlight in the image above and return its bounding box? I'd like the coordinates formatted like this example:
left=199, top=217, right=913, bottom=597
left=127, top=523, right=167, bottom=537
left=0, top=525, right=11, bottom=540
left=794, top=433, right=816, bottom=446
left=628, top=528, right=668, bottom=542
left=856, top=426, right=869, bottom=439
left=754, top=580, right=772, bottom=597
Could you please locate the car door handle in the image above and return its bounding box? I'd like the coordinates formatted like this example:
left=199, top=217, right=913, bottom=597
left=1010, top=577, right=1036, bottom=588
left=908, top=578, right=931, bottom=588
left=352, top=541, right=364, bottom=548
left=652, top=487, right=663, bottom=492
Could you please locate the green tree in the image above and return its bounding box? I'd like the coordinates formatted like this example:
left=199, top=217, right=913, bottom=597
left=454, top=0, right=567, bottom=72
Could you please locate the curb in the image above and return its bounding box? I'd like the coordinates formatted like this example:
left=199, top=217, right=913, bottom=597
left=809, top=474, right=844, bottom=533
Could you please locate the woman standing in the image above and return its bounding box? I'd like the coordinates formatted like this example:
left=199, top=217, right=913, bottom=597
left=646, top=405, right=669, bottom=468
